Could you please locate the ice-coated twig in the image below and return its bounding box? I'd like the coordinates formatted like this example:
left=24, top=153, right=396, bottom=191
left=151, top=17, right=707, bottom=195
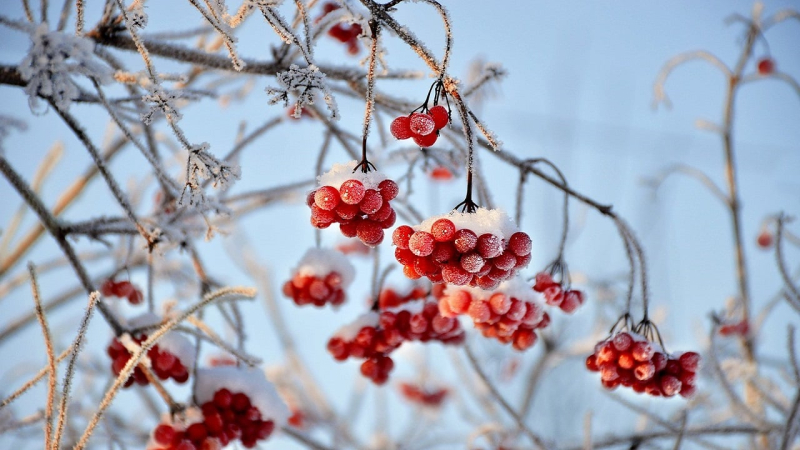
left=183, top=317, right=261, bottom=366
left=775, top=215, right=800, bottom=309
left=652, top=50, right=731, bottom=110
left=73, top=286, right=256, bottom=449
left=51, top=292, right=98, bottom=450
left=644, top=163, right=728, bottom=206
left=55, top=0, right=71, bottom=31
left=0, top=346, right=73, bottom=409
left=780, top=390, right=800, bottom=450
left=789, top=326, right=800, bottom=384
left=187, top=0, right=245, bottom=71
left=28, top=262, right=56, bottom=449
left=22, top=0, right=35, bottom=22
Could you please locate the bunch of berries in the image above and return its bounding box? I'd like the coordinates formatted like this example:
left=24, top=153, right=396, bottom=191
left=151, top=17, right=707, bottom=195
left=398, top=382, right=449, bottom=407
left=149, top=390, right=276, bottom=450
left=533, top=271, right=586, bottom=314
left=107, top=335, right=190, bottom=388
left=438, top=278, right=548, bottom=351
left=392, top=208, right=532, bottom=289
left=101, top=279, right=143, bottom=305
left=586, top=331, right=699, bottom=398
left=390, top=106, right=449, bottom=148
left=282, top=248, right=354, bottom=308
left=327, top=301, right=465, bottom=384
left=308, top=161, right=398, bottom=247
left=317, top=2, right=362, bottom=55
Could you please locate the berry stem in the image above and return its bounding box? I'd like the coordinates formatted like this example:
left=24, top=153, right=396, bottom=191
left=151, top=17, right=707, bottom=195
left=524, top=158, right=570, bottom=261
left=357, top=19, right=382, bottom=175
left=453, top=168, right=478, bottom=213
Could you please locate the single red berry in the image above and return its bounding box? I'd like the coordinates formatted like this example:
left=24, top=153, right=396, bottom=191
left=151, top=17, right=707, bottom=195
left=460, top=252, right=485, bottom=274
left=429, top=105, right=449, bottom=129
left=476, top=234, right=503, bottom=259
left=153, top=424, right=177, bottom=445
left=429, top=166, right=454, bottom=181
left=756, top=230, right=773, bottom=249
left=533, top=272, right=557, bottom=292
left=430, top=218, right=456, bottom=242
left=612, top=332, right=633, bottom=351
left=339, top=179, right=366, bottom=205
left=392, top=225, right=414, bottom=249
left=660, top=375, right=682, bottom=397
left=409, top=113, right=436, bottom=136
left=213, top=388, right=233, bottom=409
left=617, top=352, right=635, bottom=370
left=359, top=189, right=383, bottom=214
left=314, top=185, right=340, bottom=211
left=586, top=354, right=599, bottom=371
left=631, top=341, right=654, bottom=362
left=357, top=220, right=384, bottom=246
left=335, top=202, right=360, bottom=220
left=679, top=352, right=701, bottom=372
left=378, top=179, right=399, bottom=201
left=175, top=440, right=198, bottom=450
left=508, top=232, right=531, bottom=257
left=186, top=423, right=208, bottom=443
left=757, top=57, right=775, bottom=75
left=390, top=116, right=412, bottom=140
left=100, top=279, right=117, bottom=296
left=651, top=352, right=668, bottom=372
left=127, top=289, right=144, bottom=305
left=231, top=392, right=251, bottom=412
left=408, top=231, right=435, bottom=257
left=634, top=361, right=656, bottom=381
left=412, top=131, right=438, bottom=148
left=453, top=229, right=478, bottom=253
left=204, top=412, right=224, bottom=434
left=442, top=263, right=471, bottom=285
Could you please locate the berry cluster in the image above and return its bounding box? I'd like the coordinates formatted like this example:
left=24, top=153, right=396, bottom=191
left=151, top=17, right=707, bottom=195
left=149, top=389, right=275, bottom=450
left=318, top=2, right=362, bottom=55
left=327, top=301, right=464, bottom=384
left=308, top=161, right=398, bottom=247
left=101, top=279, right=143, bottom=305
left=390, top=106, right=449, bottom=148
left=393, top=209, right=532, bottom=289
left=282, top=248, right=354, bottom=308
left=107, top=335, right=189, bottom=388
left=533, top=271, right=586, bottom=314
left=438, top=279, right=548, bottom=351
left=586, top=331, right=699, bottom=398
left=398, top=382, right=449, bottom=407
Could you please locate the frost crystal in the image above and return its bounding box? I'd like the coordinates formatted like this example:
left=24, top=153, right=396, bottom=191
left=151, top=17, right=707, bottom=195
left=17, top=24, right=113, bottom=113
left=140, top=85, right=186, bottom=125
left=181, top=143, right=241, bottom=210
left=247, top=0, right=283, bottom=8
left=129, top=3, right=148, bottom=30
left=266, top=64, right=339, bottom=120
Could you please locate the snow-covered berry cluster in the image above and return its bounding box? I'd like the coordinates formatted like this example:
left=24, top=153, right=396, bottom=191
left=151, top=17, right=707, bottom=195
left=393, top=208, right=532, bottom=289
left=101, top=279, right=144, bottom=305
left=148, top=368, right=289, bottom=450
left=438, top=278, right=548, bottom=351
left=390, top=106, right=449, bottom=148
left=308, top=161, right=398, bottom=247
left=533, top=271, right=586, bottom=314
left=586, top=331, right=699, bottom=398
left=282, top=248, right=355, bottom=308
left=328, top=300, right=464, bottom=384
left=398, top=382, right=449, bottom=408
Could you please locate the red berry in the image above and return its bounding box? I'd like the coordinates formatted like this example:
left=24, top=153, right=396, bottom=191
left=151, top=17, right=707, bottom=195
left=357, top=220, right=384, bottom=246
left=460, top=252, right=485, bottom=274
left=429, top=166, right=454, bottom=181
left=488, top=293, right=511, bottom=315
left=560, top=290, right=583, bottom=313
left=429, top=105, right=449, bottom=129
left=175, top=440, right=197, bottom=450
left=339, top=179, right=366, bottom=205
left=213, top=388, right=232, bottom=409
left=533, top=272, right=557, bottom=292
left=680, top=383, right=697, bottom=398
left=127, top=289, right=144, bottom=305
left=442, top=263, right=471, bottom=285
left=453, top=229, right=478, bottom=253
left=390, top=116, right=412, bottom=140
left=431, top=241, right=457, bottom=264
left=231, top=393, right=251, bottom=412
left=378, top=179, right=399, bottom=201
left=155, top=352, right=177, bottom=372
left=612, top=332, right=633, bottom=351
left=339, top=220, right=359, bottom=238
left=508, top=232, right=532, bottom=257
left=476, top=234, right=503, bottom=259
left=392, top=225, right=414, bottom=249
left=679, top=352, right=701, bottom=372
left=114, top=281, right=136, bottom=298
left=359, top=189, right=383, bottom=214
left=513, top=329, right=537, bottom=351
left=618, top=352, right=635, bottom=370
left=408, top=231, right=435, bottom=257
left=100, top=280, right=117, bottom=296
left=634, top=361, right=656, bottom=381
left=314, top=185, right=340, bottom=211
left=153, top=424, right=176, bottom=445
left=660, top=375, right=682, bottom=397
left=757, top=230, right=773, bottom=248
left=651, top=352, right=668, bottom=372
left=757, top=57, right=775, bottom=75
left=493, top=252, right=517, bottom=271
left=543, top=286, right=563, bottom=306
left=205, top=412, right=224, bottom=434
left=430, top=219, right=456, bottom=242
left=586, top=354, right=599, bottom=371
left=186, top=423, right=208, bottom=443
left=631, top=341, right=654, bottom=362
left=412, top=131, right=438, bottom=148
left=409, top=113, right=435, bottom=136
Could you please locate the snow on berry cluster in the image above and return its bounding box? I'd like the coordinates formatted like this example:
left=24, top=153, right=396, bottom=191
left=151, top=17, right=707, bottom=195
left=390, top=106, right=449, bottom=148
left=101, top=279, right=144, bottom=305
left=327, top=296, right=465, bottom=384
left=586, top=331, right=700, bottom=398
left=317, top=2, right=363, bottom=55
left=282, top=247, right=355, bottom=308
left=437, top=278, right=548, bottom=351
left=392, top=208, right=532, bottom=289
left=308, top=161, right=398, bottom=246
left=148, top=367, right=289, bottom=450
left=398, top=382, right=449, bottom=408
left=532, top=271, right=586, bottom=314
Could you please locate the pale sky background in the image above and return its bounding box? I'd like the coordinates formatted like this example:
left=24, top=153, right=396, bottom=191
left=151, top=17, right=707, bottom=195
left=1, top=1, right=799, bottom=448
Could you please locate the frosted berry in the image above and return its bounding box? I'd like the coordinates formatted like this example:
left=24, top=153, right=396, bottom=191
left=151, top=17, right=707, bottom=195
left=430, top=219, right=456, bottom=242
left=409, top=113, right=436, bottom=136
left=390, top=116, right=412, bottom=140
left=392, top=225, right=414, bottom=249
left=429, top=105, right=449, bottom=129
left=378, top=179, right=399, bottom=201
left=412, top=131, right=438, bottom=148
left=408, top=231, right=435, bottom=257
left=314, top=186, right=340, bottom=211
left=756, top=229, right=773, bottom=249
left=339, top=179, right=365, bottom=205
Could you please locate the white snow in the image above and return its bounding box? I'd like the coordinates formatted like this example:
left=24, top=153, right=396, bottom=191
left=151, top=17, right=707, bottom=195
left=332, top=311, right=379, bottom=341
left=317, top=160, right=389, bottom=190
left=195, top=366, right=290, bottom=424
left=415, top=208, right=518, bottom=240
left=293, top=247, right=356, bottom=287
left=123, top=312, right=196, bottom=368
